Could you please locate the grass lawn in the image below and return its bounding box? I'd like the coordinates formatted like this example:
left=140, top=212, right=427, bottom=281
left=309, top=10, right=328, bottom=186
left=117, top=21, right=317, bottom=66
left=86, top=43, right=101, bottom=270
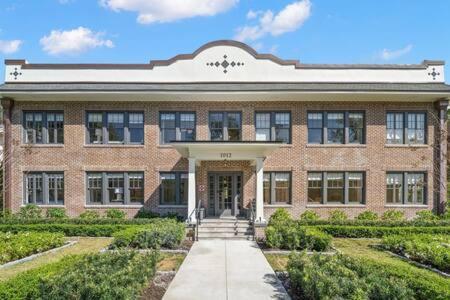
left=265, top=253, right=289, bottom=272
left=0, top=237, right=112, bottom=282
left=157, top=253, right=186, bottom=272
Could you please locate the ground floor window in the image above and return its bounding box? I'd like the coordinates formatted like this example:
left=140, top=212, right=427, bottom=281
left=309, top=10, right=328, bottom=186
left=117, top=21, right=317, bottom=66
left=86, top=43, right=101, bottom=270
left=263, top=172, right=291, bottom=205
left=86, top=172, right=144, bottom=205
left=386, top=172, right=426, bottom=204
left=307, top=171, right=365, bottom=204
left=25, top=172, right=64, bottom=205
left=160, top=172, right=188, bottom=205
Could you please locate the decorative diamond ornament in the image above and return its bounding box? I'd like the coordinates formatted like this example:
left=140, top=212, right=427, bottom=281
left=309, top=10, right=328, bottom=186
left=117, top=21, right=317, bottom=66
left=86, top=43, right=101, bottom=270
left=206, top=55, right=244, bottom=74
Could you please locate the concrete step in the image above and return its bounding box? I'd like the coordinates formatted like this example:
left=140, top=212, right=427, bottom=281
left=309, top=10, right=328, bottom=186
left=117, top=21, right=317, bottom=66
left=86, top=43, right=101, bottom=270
left=197, top=232, right=253, bottom=238
left=201, top=219, right=249, bottom=224
left=198, top=228, right=252, bottom=233
left=199, top=223, right=251, bottom=228
left=198, top=236, right=253, bottom=240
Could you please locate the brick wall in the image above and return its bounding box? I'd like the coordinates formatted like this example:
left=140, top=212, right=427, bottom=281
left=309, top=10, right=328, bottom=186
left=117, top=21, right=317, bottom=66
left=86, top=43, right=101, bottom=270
left=6, top=100, right=440, bottom=219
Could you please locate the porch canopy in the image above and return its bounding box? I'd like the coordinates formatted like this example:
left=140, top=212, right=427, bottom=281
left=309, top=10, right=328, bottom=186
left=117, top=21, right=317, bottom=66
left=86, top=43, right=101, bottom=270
left=170, top=141, right=283, bottom=223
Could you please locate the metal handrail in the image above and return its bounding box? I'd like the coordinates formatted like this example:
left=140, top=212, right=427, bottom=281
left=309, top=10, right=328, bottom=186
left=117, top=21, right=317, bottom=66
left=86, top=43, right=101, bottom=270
left=187, top=200, right=202, bottom=241
left=249, top=198, right=256, bottom=241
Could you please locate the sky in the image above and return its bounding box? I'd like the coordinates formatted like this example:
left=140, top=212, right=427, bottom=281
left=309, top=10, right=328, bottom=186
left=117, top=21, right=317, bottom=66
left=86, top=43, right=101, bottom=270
left=0, top=0, right=449, bottom=83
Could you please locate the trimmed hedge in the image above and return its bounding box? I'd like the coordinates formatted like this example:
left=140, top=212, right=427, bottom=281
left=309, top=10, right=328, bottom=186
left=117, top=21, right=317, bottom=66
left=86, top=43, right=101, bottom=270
left=0, top=224, right=134, bottom=237
left=0, top=218, right=160, bottom=225
left=312, top=225, right=450, bottom=238
left=0, top=232, right=65, bottom=264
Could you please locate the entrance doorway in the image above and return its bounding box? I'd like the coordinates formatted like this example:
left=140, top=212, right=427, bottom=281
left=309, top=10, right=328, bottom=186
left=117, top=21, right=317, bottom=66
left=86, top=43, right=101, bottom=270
left=208, top=172, right=243, bottom=217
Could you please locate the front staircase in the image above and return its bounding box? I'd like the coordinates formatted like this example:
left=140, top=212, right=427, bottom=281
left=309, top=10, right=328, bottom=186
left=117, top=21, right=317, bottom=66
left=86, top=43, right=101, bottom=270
left=197, top=218, right=254, bottom=240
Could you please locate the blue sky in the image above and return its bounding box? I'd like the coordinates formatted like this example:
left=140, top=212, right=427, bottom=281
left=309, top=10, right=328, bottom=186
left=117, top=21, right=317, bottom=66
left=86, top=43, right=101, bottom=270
left=0, top=0, right=449, bottom=83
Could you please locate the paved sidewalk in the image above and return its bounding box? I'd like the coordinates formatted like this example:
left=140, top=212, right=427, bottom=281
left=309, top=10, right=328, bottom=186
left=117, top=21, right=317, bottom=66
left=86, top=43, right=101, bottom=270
left=163, top=240, right=290, bottom=300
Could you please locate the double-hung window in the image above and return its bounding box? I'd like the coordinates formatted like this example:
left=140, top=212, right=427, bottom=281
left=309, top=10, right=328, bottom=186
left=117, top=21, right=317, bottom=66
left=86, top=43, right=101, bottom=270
left=307, top=111, right=365, bottom=144
left=160, top=172, right=188, bottom=205
left=160, top=112, right=196, bottom=144
left=25, top=172, right=64, bottom=205
left=23, top=111, right=64, bottom=144
left=86, top=111, right=144, bottom=145
left=386, top=172, right=426, bottom=204
left=386, top=112, right=426, bottom=144
left=263, top=172, right=291, bottom=205
left=209, top=112, right=241, bottom=141
left=307, top=171, right=365, bottom=204
left=255, top=112, right=291, bottom=143
left=86, top=172, right=144, bottom=205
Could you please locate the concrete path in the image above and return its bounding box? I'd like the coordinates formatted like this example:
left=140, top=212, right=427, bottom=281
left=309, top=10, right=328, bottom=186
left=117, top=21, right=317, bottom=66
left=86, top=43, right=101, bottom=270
left=163, top=240, right=290, bottom=300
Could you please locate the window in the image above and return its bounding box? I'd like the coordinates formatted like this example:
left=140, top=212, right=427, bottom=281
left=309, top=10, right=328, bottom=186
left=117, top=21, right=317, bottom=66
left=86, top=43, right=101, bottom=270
left=255, top=112, right=291, bottom=143
left=209, top=112, right=241, bottom=141
left=263, top=172, right=291, bottom=204
left=159, top=112, right=196, bottom=144
left=25, top=172, right=64, bottom=205
left=23, top=111, right=64, bottom=144
left=86, top=172, right=144, bottom=204
left=160, top=172, right=188, bottom=205
left=307, top=111, right=365, bottom=144
left=307, top=171, right=365, bottom=204
left=86, top=111, right=144, bottom=145
left=386, top=112, right=426, bottom=144
left=386, top=172, right=426, bottom=204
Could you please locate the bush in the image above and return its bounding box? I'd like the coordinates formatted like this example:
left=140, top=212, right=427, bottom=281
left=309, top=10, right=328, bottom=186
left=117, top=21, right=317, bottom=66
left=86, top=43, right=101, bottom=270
left=135, top=209, right=159, bottom=219
left=328, top=210, right=348, bottom=221
left=105, top=208, right=126, bottom=219
left=288, top=252, right=414, bottom=300
left=0, top=232, right=65, bottom=264
left=313, top=225, right=450, bottom=238
left=18, top=204, right=42, bottom=219
left=356, top=211, right=378, bottom=221
left=381, top=234, right=450, bottom=273
left=46, top=208, right=67, bottom=219
left=381, top=210, right=405, bottom=221
left=0, top=209, right=15, bottom=220
left=268, top=208, right=292, bottom=227
left=39, top=251, right=158, bottom=300
left=79, top=210, right=101, bottom=219
left=0, top=224, right=133, bottom=237
left=300, top=210, right=320, bottom=221
left=415, top=210, right=438, bottom=221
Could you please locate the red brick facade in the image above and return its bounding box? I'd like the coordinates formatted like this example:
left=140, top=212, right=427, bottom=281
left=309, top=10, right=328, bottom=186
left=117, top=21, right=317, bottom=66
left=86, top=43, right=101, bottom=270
left=3, top=100, right=445, bottom=219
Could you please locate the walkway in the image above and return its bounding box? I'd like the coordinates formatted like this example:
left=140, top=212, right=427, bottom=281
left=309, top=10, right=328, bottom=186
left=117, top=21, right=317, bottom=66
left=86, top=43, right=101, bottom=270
left=163, top=240, right=290, bottom=300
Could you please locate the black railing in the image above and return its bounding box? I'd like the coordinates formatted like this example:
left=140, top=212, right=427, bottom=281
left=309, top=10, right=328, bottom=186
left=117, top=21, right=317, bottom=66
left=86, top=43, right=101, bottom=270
left=187, top=200, right=202, bottom=241
left=249, top=198, right=256, bottom=241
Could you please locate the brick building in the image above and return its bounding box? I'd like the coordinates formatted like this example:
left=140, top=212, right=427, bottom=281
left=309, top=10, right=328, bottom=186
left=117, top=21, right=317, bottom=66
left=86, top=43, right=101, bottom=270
left=1, top=40, right=449, bottom=222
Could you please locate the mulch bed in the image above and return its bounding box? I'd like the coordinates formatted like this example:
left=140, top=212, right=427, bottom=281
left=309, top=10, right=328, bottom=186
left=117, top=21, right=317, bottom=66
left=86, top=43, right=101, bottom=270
left=140, top=271, right=176, bottom=300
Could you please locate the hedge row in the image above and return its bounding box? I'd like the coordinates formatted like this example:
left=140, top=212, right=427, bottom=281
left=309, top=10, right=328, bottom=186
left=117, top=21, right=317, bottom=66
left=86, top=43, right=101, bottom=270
left=0, top=232, right=65, bottom=265
left=311, top=225, right=450, bottom=238
left=0, top=218, right=161, bottom=225
left=0, top=251, right=158, bottom=300
left=0, top=224, right=135, bottom=237
left=297, top=219, right=450, bottom=227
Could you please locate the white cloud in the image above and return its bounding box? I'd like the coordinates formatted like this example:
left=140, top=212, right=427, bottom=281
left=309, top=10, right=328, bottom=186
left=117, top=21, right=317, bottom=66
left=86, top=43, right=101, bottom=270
left=269, top=44, right=278, bottom=54
left=246, top=10, right=261, bottom=20
left=380, top=44, right=413, bottom=60
left=235, top=0, right=311, bottom=42
left=40, top=27, right=114, bottom=55
left=58, top=0, right=73, bottom=4
left=100, top=0, right=238, bottom=24
left=0, top=40, right=22, bottom=54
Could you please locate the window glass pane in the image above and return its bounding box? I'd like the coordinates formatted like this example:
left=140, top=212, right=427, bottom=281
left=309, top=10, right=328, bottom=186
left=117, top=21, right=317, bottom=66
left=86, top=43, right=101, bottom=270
left=263, top=173, right=271, bottom=204
left=327, top=113, right=344, bottom=144
left=274, top=173, right=290, bottom=204
left=407, top=113, right=425, bottom=144
left=161, top=173, right=176, bottom=204
left=179, top=173, right=188, bottom=205
left=88, top=113, right=103, bottom=144
left=107, top=113, right=124, bottom=143
left=348, top=173, right=363, bottom=203
left=407, top=173, right=425, bottom=204
left=47, top=113, right=64, bottom=144
left=210, top=113, right=224, bottom=141
left=129, top=173, right=144, bottom=203
left=129, top=113, right=144, bottom=144
left=227, top=113, right=241, bottom=141
left=308, top=172, right=322, bottom=203
left=180, top=113, right=195, bottom=141
left=107, top=173, right=124, bottom=203
left=34, top=174, right=44, bottom=204
left=275, top=112, right=290, bottom=143
left=88, top=173, right=103, bottom=203
left=386, top=173, right=403, bottom=204
left=308, top=113, right=323, bottom=144
left=48, top=174, right=64, bottom=204
left=349, top=113, right=364, bottom=144
left=386, top=113, right=404, bottom=144
left=327, top=172, right=344, bottom=203
left=256, top=113, right=271, bottom=141
left=25, top=113, right=35, bottom=143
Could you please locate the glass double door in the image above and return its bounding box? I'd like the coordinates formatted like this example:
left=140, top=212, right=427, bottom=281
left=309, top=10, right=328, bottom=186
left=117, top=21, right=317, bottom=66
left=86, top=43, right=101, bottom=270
left=208, top=173, right=242, bottom=217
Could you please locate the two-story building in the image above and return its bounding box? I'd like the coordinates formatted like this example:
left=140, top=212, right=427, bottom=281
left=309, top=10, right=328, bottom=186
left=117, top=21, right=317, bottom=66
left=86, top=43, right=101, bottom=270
left=1, top=40, right=449, bottom=222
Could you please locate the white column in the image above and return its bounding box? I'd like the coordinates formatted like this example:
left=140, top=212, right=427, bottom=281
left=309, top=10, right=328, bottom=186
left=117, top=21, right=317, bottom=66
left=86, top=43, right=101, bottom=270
left=255, top=157, right=266, bottom=223
left=188, top=157, right=197, bottom=223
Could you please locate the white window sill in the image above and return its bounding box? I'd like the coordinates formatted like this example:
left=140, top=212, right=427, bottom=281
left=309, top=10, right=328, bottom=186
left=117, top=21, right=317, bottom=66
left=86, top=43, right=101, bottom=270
left=21, top=204, right=65, bottom=208
left=158, top=205, right=188, bottom=208
left=84, top=205, right=143, bottom=208
left=306, top=204, right=366, bottom=208
left=264, top=204, right=292, bottom=208
left=384, top=144, right=428, bottom=148
left=84, top=144, right=144, bottom=148
left=20, top=144, right=64, bottom=148
left=306, top=144, right=366, bottom=148
left=384, top=205, right=428, bottom=208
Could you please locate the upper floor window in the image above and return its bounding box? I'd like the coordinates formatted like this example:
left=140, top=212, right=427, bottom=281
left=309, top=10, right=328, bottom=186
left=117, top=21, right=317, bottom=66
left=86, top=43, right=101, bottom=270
left=255, top=112, right=291, bottom=143
left=209, top=112, right=241, bottom=141
left=263, top=172, right=291, bottom=205
left=86, top=172, right=144, bottom=205
left=23, top=111, right=64, bottom=144
left=86, top=111, right=144, bottom=145
left=25, top=172, right=64, bottom=205
left=386, top=112, right=426, bottom=144
left=160, top=172, right=188, bottom=205
left=386, top=172, right=426, bottom=205
left=307, top=111, right=365, bottom=144
left=160, top=112, right=196, bottom=144
left=307, top=171, right=365, bottom=204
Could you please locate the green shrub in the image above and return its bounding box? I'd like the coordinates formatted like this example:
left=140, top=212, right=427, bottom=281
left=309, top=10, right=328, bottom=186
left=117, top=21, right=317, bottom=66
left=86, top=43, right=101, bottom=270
left=300, top=210, right=320, bottom=221
left=0, top=224, right=131, bottom=237
left=381, top=234, right=450, bottom=273
left=313, top=225, right=450, bottom=238
left=0, top=232, right=65, bottom=264
left=304, top=228, right=332, bottom=252
left=105, top=208, right=126, bottom=219
left=288, top=252, right=414, bottom=300
left=268, top=208, right=292, bottom=227
left=18, top=204, right=42, bottom=219
left=415, top=210, right=438, bottom=221
left=46, top=208, right=67, bottom=219
left=79, top=210, right=101, bottom=219
left=328, top=210, right=348, bottom=221
left=135, top=209, right=159, bottom=219
left=381, top=209, right=405, bottom=221
left=356, top=211, right=378, bottom=221
left=442, top=210, right=450, bottom=220
left=0, top=209, right=15, bottom=220
left=39, top=251, right=158, bottom=300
